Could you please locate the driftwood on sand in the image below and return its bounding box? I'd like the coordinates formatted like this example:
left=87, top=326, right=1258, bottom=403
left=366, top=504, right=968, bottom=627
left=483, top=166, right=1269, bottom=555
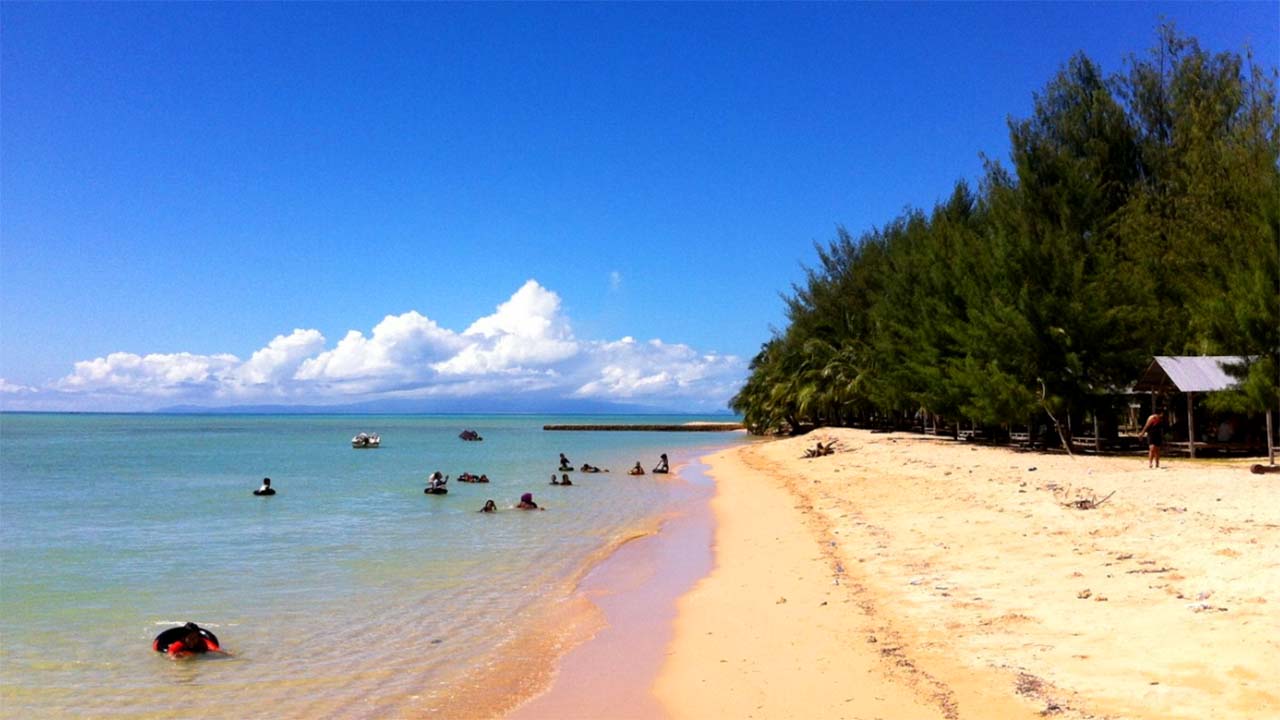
left=1053, top=484, right=1115, bottom=510
left=803, top=440, right=839, bottom=459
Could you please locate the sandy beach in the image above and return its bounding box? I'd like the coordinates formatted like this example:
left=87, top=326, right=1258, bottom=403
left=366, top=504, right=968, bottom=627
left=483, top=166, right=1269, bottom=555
left=648, top=429, right=1278, bottom=720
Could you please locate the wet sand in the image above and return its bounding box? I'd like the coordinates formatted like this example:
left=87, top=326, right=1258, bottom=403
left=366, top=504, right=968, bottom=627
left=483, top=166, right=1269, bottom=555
left=656, top=429, right=1280, bottom=719
left=508, top=461, right=715, bottom=720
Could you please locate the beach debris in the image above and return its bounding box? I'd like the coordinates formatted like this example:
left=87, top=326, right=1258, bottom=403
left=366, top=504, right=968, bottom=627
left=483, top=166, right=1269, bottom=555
left=1053, top=483, right=1115, bottom=510
left=1115, top=553, right=1134, bottom=560
left=803, top=440, right=839, bottom=458
left=1186, top=601, right=1228, bottom=613
left=1250, top=463, right=1280, bottom=474
left=1125, top=566, right=1176, bottom=574
left=776, top=596, right=787, bottom=604
left=1093, top=595, right=1108, bottom=602
left=1077, top=589, right=1092, bottom=599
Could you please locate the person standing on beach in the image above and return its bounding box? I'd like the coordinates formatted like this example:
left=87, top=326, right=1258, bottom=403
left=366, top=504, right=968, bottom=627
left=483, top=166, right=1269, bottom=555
left=1140, top=409, right=1166, bottom=468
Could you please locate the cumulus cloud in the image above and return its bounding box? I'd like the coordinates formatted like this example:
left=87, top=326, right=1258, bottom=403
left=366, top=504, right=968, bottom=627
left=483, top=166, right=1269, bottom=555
left=233, top=329, right=327, bottom=386
left=29, top=280, right=746, bottom=411
left=573, top=337, right=743, bottom=401
left=296, top=311, right=462, bottom=389
left=435, top=280, right=578, bottom=375
left=0, top=378, right=38, bottom=394
left=58, top=351, right=240, bottom=396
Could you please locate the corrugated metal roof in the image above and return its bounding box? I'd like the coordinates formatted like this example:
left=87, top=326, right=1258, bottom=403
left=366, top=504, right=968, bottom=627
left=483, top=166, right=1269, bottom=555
left=1134, top=356, right=1245, bottom=393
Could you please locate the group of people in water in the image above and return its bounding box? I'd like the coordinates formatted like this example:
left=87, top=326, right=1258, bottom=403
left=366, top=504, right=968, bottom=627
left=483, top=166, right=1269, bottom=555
left=252, top=450, right=672, bottom=503
left=216, top=444, right=677, bottom=657
left=470, top=451, right=672, bottom=513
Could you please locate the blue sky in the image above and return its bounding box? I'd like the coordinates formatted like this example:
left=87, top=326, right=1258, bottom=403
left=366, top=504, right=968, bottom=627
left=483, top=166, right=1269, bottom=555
left=2, top=2, right=1276, bottom=411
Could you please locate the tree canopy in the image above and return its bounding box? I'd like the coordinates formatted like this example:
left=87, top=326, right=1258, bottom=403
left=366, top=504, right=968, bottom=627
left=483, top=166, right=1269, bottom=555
left=732, top=26, right=1279, bottom=437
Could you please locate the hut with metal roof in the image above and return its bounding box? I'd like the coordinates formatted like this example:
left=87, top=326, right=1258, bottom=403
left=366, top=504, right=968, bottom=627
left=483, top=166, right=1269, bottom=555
left=1133, top=356, right=1273, bottom=460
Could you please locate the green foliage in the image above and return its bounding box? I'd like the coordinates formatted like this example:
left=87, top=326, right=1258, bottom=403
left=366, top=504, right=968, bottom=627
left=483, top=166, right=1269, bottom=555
left=732, top=24, right=1280, bottom=434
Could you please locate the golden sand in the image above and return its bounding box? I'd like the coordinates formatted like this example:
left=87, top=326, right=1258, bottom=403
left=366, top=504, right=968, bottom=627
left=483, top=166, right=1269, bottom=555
left=654, top=429, right=1279, bottom=719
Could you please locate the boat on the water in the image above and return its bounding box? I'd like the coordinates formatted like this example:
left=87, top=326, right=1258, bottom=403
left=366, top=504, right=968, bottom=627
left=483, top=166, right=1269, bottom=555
left=351, top=433, right=381, bottom=449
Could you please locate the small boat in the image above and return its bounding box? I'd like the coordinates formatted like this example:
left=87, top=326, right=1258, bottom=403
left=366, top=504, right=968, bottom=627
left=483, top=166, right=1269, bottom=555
left=352, top=433, right=381, bottom=449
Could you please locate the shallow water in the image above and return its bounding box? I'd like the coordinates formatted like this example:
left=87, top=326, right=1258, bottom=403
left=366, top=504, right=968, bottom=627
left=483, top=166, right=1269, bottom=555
left=0, top=413, right=743, bottom=719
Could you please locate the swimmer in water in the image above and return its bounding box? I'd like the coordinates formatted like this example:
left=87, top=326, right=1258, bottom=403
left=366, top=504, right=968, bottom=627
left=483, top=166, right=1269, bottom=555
left=653, top=453, right=669, bottom=474
left=628, top=462, right=645, bottom=475
left=153, top=622, right=227, bottom=657
left=253, top=478, right=276, bottom=496
left=550, top=474, right=560, bottom=485
left=516, top=492, right=541, bottom=510
left=479, top=500, right=498, bottom=513
left=560, top=473, right=572, bottom=486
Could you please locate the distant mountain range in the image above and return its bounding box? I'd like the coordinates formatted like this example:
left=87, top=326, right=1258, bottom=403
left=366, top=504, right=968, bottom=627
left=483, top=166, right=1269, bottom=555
left=157, top=396, right=735, bottom=416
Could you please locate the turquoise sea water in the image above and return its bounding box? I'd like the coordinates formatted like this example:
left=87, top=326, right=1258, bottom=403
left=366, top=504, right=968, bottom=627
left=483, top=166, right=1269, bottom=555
left=0, top=413, right=744, bottom=719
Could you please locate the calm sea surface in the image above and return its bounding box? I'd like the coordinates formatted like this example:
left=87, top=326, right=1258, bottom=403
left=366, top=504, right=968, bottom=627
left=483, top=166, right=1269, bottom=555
left=0, top=413, right=744, bottom=719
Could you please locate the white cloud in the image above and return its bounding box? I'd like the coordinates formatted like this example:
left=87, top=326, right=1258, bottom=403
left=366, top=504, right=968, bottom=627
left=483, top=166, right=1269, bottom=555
left=436, top=280, right=579, bottom=375
left=57, top=351, right=241, bottom=396
left=574, top=337, right=743, bottom=402
left=609, top=271, right=622, bottom=290
left=34, top=280, right=746, bottom=411
left=296, top=311, right=462, bottom=388
left=0, top=378, right=38, bottom=394
left=233, top=329, right=326, bottom=386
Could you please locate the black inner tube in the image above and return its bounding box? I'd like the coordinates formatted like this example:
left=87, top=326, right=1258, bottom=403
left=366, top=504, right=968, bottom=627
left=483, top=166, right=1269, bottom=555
left=153, top=625, right=219, bottom=653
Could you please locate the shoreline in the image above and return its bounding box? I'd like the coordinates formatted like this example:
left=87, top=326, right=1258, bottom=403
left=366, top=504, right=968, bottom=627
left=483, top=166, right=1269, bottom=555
left=506, top=457, right=716, bottom=719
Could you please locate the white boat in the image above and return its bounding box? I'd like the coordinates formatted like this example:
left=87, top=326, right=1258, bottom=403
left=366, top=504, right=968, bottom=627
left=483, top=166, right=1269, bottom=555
left=351, top=432, right=381, bottom=449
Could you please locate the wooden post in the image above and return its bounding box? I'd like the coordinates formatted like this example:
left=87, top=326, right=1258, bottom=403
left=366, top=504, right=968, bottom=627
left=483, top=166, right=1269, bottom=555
left=1268, top=408, right=1275, bottom=466
left=1093, top=412, right=1101, bottom=453
left=1187, top=392, right=1196, bottom=459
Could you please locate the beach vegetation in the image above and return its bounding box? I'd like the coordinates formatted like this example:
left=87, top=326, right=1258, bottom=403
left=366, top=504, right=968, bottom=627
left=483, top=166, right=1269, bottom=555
left=732, top=24, right=1279, bottom=439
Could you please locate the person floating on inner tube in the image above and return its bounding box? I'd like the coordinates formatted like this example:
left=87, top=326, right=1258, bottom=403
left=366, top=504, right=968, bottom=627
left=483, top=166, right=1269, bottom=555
left=253, top=478, right=276, bottom=496
left=558, top=453, right=572, bottom=471
left=153, top=622, right=226, bottom=657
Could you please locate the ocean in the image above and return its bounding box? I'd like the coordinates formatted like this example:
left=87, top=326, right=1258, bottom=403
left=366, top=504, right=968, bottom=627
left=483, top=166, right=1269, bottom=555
left=0, top=413, right=744, bottom=719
